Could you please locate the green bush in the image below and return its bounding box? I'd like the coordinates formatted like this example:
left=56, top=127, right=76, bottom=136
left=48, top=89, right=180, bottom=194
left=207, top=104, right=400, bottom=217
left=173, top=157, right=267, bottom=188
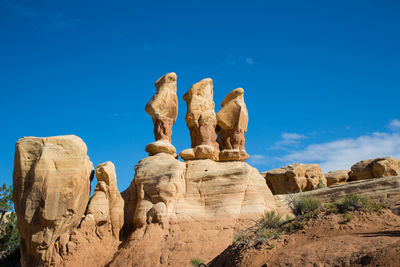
left=344, top=213, right=353, bottom=222
left=284, top=220, right=305, bottom=232
left=0, top=183, right=20, bottom=263
left=338, top=194, right=369, bottom=212
left=190, top=258, right=205, bottom=267
left=293, top=196, right=321, bottom=215
left=258, top=211, right=284, bottom=229
left=325, top=203, right=339, bottom=214
left=233, top=231, right=247, bottom=243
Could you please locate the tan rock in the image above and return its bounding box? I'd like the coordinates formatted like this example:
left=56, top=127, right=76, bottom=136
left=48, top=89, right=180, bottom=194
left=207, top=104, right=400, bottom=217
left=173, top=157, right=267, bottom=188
left=12, top=135, right=94, bottom=267
left=262, top=163, right=327, bottom=194
left=216, top=88, right=249, bottom=161
left=181, top=78, right=219, bottom=160
left=87, top=161, right=124, bottom=238
left=349, top=157, right=400, bottom=181
left=109, top=155, right=276, bottom=267
left=325, top=169, right=350, bottom=186
left=145, top=72, right=178, bottom=155
left=145, top=140, right=176, bottom=156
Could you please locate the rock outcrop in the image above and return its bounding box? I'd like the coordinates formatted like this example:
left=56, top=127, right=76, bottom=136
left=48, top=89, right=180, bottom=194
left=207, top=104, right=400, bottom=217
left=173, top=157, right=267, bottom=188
left=349, top=157, right=400, bottom=181
left=325, top=169, right=350, bottom=186
left=262, top=164, right=327, bottom=195
left=145, top=72, right=178, bottom=156
left=111, top=153, right=276, bottom=266
left=12, top=135, right=94, bottom=267
left=216, top=88, right=249, bottom=162
left=180, top=78, right=219, bottom=161
left=87, top=161, right=124, bottom=238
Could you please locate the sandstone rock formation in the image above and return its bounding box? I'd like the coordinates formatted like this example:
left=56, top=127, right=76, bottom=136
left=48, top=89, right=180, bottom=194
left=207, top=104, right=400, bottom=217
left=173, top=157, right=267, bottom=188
left=262, top=163, right=327, bottom=195
left=145, top=72, right=178, bottom=156
left=180, top=78, right=219, bottom=160
left=216, top=88, right=249, bottom=161
left=12, top=135, right=94, bottom=267
left=349, top=157, right=400, bottom=181
left=111, top=153, right=276, bottom=266
left=325, top=169, right=350, bottom=186
left=87, top=161, right=124, bottom=238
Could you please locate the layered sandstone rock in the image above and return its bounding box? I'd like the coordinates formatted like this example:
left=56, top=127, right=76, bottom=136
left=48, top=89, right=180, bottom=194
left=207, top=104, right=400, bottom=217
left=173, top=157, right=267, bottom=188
left=262, top=164, right=327, bottom=195
left=180, top=78, right=219, bottom=160
left=57, top=162, right=124, bottom=267
left=216, top=88, right=249, bottom=161
left=349, top=157, right=400, bottom=181
left=87, top=161, right=124, bottom=238
left=111, top=153, right=276, bottom=266
left=325, top=169, right=350, bottom=186
left=145, top=72, right=178, bottom=156
left=12, top=135, right=94, bottom=267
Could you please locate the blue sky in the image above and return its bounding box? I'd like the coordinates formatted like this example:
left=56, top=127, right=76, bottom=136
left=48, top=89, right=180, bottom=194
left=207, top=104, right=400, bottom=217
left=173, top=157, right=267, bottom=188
left=1, top=0, right=400, bottom=191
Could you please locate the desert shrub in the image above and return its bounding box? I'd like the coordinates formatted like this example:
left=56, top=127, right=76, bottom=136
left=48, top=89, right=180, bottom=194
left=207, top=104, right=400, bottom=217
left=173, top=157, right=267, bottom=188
left=325, top=203, right=338, bottom=214
left=292, top=196, right=321, bottom=215
left=344, top=213, right=353, bottom=222
left=369, top=199, right=390, bottom=211
left=190, top=258, right=205, bottom=267
left=258, top=211, right=284, bottom=229
left=338, top=194, right=369, bottom=212
left=317, top=179, right=326, bottom=189
left=284, top=220, right=305, bottom=232
left=233, top=231, right=247, bottom=244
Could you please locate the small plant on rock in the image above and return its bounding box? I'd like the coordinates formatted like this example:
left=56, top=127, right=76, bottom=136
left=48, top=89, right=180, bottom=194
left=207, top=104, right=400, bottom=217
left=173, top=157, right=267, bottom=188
left=259, top=211, right=284, bottom=229
left=190, top=258, right=205, bottom=267
left=338, top=194, right=369, bottom=212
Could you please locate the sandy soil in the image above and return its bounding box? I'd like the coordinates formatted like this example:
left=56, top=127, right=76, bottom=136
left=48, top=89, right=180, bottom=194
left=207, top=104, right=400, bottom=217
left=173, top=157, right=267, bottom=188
left=209, top=209, right=400, bottom=267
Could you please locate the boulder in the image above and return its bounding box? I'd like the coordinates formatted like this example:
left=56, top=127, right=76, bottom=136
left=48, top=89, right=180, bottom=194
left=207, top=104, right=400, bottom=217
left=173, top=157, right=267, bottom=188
left=349, top=157, right=400, bottom=181
left=216, top=88, right=249, bottom=161
left=262, top=163, right=327, bottom=195
left=180, top=78, right=219, bottom=160
left=112, top=154, right=276, bottom=266
left=12, top=135, right=94, bottom=267
left=145, top=72, right=178, bottom=156
left=325, top=170, right=350, bottom=186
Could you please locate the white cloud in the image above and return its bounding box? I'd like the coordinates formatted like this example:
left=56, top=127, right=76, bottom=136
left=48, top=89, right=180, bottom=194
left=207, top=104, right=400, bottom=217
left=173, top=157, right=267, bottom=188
left=271, top=132, right=307, bottom=149
left=279, top=132, right=400, bottom=172
left=389, top=119, right=400, bottom=130
left=245, top=57, right=254, bottom=66
left=248, top=154, right=267, bottom=165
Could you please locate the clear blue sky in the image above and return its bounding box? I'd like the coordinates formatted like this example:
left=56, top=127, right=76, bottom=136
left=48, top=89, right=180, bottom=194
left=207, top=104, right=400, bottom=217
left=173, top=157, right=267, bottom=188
left=1, top=0, right=400, bottom=191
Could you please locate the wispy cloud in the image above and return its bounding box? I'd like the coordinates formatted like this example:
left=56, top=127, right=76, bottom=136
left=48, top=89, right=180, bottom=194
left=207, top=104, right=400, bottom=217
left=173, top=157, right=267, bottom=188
left=1, top=0, right=37, bottom=16
left=248, top=154, right=267, bottom=165
left=389, top=119, right=400, bottom=130
left=245, top=57, right=254, bottom=66
left=278, top=132, right=400, bottom=172
left=271, top=132, right=307, bottom=149
left=1, top=1, right=81, bottom=31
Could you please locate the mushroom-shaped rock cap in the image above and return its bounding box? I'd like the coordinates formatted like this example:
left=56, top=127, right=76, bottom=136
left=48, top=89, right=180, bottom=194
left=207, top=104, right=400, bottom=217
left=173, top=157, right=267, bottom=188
left=221, top=88, right=244, bottom=107
left=183, top=78, right=213, bottom=101
left=154, top=72, right=177, bottom=91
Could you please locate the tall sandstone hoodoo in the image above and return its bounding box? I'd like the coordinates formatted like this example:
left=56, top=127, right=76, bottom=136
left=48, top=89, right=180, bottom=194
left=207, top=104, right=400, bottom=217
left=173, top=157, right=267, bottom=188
left=216, top=88, right=249, bottom=162
left=179, top=78, right=220, bottom=161
left=13, top=135, right=94, bottom=267
left=145, top=72, right=178, bottom=156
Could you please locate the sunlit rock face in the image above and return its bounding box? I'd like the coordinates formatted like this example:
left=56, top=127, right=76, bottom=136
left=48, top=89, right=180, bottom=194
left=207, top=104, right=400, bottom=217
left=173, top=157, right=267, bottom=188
left=13, top=135, right=94, bottom=267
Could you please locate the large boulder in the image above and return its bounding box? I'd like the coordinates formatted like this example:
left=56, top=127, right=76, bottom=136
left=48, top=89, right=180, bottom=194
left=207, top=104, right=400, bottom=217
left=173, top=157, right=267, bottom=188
left=349, top=157, right=400, bottom=181
left=110, top=153, right=276, bottom=266
left=12, top=135, right=94, bottom=267
left=325, top=169, right=350, bottom=186
left=262, top=164, right=327, bottom=195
